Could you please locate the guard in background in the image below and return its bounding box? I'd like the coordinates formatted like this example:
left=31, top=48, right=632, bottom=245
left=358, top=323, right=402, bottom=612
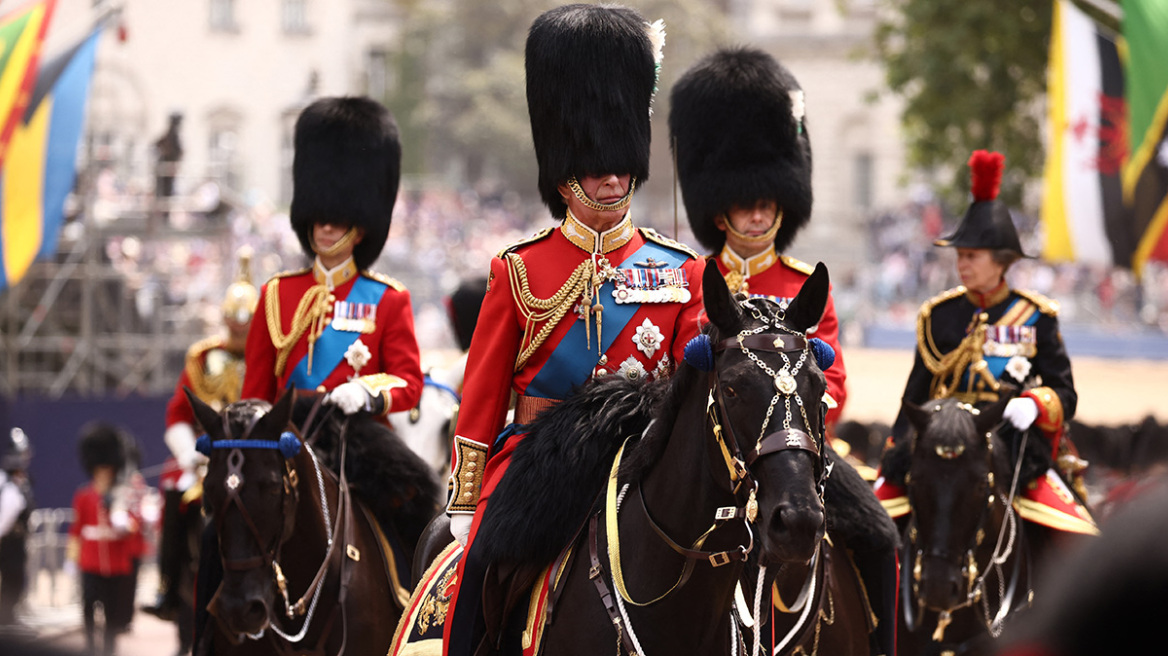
left=875, top=151, right=1096, bottom=540
left=144, top=248, right=257, bottom=656
left=0, top=428, right=34, bottom=629
left=442, top=6, right=706, bottom=654
left=670, top=46, right=898, bottom=656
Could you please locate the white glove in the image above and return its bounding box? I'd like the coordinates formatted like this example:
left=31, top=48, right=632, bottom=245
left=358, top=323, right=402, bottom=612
left=1003, top=397, right=1039, bottom=431
left=449, top=514, right=472, bottom=547
left=326, top=381, right=372, bottom=415
left=165, top=422, right=208, bottom=471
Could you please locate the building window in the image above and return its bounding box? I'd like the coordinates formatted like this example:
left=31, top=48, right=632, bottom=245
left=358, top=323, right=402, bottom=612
left=283, top=0, right=309, bottom=34
left=209, top=127, right=241, bottom=190
left=210, top=0, right=237, bottom=32
left=366, top=48, right=391, bottom=101
left=854, top=152, right=874, bottom=210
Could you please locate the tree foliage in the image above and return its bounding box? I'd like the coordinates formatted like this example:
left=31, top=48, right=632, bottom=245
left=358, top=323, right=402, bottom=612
left=874, top=0, right=1051, bottom=212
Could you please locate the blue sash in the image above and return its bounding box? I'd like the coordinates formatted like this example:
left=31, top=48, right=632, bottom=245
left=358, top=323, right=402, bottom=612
left=287, top=276, right=386, bottom=390
left=526, top=241, right=687, bottom=399
left=961, top=297, right=1040, bottom=387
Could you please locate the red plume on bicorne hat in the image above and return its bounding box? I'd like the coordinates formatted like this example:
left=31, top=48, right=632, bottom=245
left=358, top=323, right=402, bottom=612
left=934, top=149, right=1029, bottom=257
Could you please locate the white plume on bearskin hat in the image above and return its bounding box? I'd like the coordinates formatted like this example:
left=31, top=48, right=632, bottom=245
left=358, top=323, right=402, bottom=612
left=290, top=96, right=402, bottom=271
left=526, top=4, right=660, bottom=218
left=77, top=421, right=127, bottom=477
left=669, top=47, right=812, bottom=253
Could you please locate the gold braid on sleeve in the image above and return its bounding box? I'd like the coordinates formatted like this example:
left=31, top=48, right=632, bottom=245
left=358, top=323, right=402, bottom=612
left=918, top=310, right=999, bottom=400
left=505, top=253, right=591, bottom=372
left=264, top=279, right=334, bottom=378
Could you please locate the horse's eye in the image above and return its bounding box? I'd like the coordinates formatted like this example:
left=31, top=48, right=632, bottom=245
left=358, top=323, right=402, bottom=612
left=723, top=385, right=737, bottom=398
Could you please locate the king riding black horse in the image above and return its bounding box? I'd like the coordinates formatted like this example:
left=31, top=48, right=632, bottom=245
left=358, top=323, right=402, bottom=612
left=189, top=389, right=439, bottom=656
left=892, top=396, right=1046, bottom=656
left=396, top=263, right=856, bottom=655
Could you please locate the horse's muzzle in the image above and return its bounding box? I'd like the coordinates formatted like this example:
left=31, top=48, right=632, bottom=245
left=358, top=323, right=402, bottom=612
left=760, top=499, right=825, bottom=564
left=207, top=584, right=272, bottom=638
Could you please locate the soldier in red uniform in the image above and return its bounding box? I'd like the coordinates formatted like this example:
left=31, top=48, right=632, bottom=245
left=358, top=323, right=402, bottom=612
left=443, top=6, right=704, bottom=655
left=669, top=47, right=898, bottom=656
left=143, top=248, right=257, bottom=654
left=69, top=423, right=140, bottom=656
left=873, top=152, right=1095, bottom=544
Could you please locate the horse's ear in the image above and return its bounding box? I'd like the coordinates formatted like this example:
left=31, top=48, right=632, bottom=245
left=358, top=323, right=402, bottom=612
left=185, top=387, right=222, bottom=438
left=975, top=393, right=1011, bottom=436
left=901, top=397, right=933, bottom=437
left=783, top=262, right=829, bottom=334
left=702, top=261, right=743, bottom=336
left=255, top=389, right=296, bottom=438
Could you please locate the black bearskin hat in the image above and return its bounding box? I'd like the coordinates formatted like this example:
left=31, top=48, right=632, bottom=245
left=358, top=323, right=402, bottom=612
left=77, top=422, right=127, bottom=477
left=446, top=277, right=488, bottom=352
left=935, top=150, right=1029, bottom=257
left=526, top=4, right=661, bottom=218
left=669, top=47, right=812, bottom=253
left=290, top=96, right=402, bottom=270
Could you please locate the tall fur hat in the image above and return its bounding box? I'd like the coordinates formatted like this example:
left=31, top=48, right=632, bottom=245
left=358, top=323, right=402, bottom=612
left=526, top=4, right=662, bottom=218
left=669, top=47, right=812, bottom=253
left=77, top=422, right=127, bottom=477
left=290, top=96, right=402, bottom=270
left=934, top=150, right=1029, bottom=257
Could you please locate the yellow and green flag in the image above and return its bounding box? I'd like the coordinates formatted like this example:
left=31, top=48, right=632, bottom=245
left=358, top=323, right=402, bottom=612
left=0, top=28, right=100, bottom=289
left=0, top=0, right=55, bottom=169
left=1122, top=0, right=1168, bottom=275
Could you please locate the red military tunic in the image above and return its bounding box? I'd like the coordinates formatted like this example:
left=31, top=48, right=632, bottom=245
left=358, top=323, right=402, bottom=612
left=242, top=257, right=423, bottom=414
left=70, top=485, right=139, bottom=577
left=449, top=211, right=706, bottom=514
left=443, top=210, right=706, bottom=654
left=714, top=245, right=848, bottom=426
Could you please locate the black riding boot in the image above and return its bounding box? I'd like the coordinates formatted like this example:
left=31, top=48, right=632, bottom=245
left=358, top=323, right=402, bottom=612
left=145, top=489, right=186, bottom=620
left=854, top=548, right=898, bottom=656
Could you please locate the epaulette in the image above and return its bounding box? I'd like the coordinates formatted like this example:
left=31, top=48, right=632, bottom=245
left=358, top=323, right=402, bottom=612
left=186, top=335, right=226, bottom=361
left=1014, top=289, right=1060, bottom=316
left=497, top=227, right=555, bottom=258
left=919, top=286, right=967, bottom=320
left=639, top=228, right=699, bottom=259
left=269, top=267, right=310, bottom=281
left=780, top=255, right=815, bottom=276
left=364, top=270, right=406, bottom=292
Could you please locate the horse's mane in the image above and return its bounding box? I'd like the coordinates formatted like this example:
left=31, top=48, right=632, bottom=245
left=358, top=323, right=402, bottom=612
left=879, top=398, right=1050, bottom=491
left=474, top=375, right=669, bottom=565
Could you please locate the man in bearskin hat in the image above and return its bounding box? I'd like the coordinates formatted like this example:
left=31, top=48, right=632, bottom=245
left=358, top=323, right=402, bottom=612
left=0, top=428, right=33, bottom=629
left=670, top=47, right=898, bottom=656
left=189, top=96, right=435, bottom=653
left=442, top=5, right=705, bottom=654
left=69, top=423, right=140, bottom=656
left=142, top=247, right=257, bottom=654
left=874, top=151, right=1095, bottom=549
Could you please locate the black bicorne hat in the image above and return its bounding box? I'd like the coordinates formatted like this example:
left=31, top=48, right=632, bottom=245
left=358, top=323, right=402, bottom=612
left=935, top=150, right=1029, bottom=257
left=526, top=4, right=660, bottom=218
left=669, top=47, right=812, bottom=253
left=290, top=96, right=402, bottom=270
left=77, top=422, right=127, bottom=477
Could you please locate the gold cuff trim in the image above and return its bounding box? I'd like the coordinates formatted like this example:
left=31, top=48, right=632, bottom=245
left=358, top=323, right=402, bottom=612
left=880, top=496, right=911, bottom=519
left=357, top=373, right=408, bottom=415
left=1024, top=387, right=1064, bottom=433
left=447, top=436, right=488, bottom=514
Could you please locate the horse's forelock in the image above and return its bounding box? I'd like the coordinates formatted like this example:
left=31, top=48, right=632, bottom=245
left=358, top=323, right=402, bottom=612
left=220, top=399, right=274, bottom=440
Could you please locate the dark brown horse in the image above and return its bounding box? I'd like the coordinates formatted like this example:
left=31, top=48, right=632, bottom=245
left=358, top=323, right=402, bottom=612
left=397, top=263, right=843, bottom=655
left=895, top=396, right=1043, bottom=656
left=189, top=390, right=417, bottom=656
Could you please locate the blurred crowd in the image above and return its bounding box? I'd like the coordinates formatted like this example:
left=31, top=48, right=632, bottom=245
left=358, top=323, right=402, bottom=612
left=858, top=196, right=1168, bottom=333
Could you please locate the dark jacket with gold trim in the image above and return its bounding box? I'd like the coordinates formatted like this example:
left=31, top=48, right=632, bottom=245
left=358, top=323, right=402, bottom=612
left=891, top=285, right=1076, bottom=444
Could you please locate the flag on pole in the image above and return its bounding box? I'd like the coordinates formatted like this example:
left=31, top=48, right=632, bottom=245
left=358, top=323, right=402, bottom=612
left=0, top=0, right=56, bottom=169
left=0, top=29, right=101, bottom=290
left=1041, top=0, right=1129, bottom=267
left=1121, top=0, right=1168, bottom=276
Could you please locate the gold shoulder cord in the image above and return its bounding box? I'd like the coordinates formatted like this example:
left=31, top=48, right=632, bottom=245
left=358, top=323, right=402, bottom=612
left=264, top=278, right=333, bottom=377
left=918, top=310, right=998, bottom=399
left=505, top=252, right=591, bottom=372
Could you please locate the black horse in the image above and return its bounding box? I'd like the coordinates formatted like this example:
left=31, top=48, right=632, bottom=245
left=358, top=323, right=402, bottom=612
left=189, top=390, right=439, bottom=656
left=891, top=396, right=1045, bottom=656
left=394, top=263, right=842, bottom=655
